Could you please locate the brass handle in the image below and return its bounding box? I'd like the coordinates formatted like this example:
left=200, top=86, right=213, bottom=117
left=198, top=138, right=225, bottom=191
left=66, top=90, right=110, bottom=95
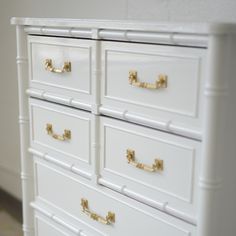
left=46, top=123, right=71, bottom=141
left=129, top=71, right=167, bottom=89
left=126, top=149, right=164, bottom=172
left=45, top=59, right=71, bottom=73
left=81, top=198, right=115, bottom=225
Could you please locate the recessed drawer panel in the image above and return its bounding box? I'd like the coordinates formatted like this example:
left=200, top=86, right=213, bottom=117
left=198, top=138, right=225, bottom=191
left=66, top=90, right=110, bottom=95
left=34, top=160, right=197, bottom=236
left=35, top=215, right=73, bottom=236
left=28, top=36, right=96, bottom=107
left=34, top=207, right=101, bottom=236
left=101, top=41, right=206, bottom=138
left=99, top=117, right=201, bottom=223
left=29, top=98, right=92, bottom=177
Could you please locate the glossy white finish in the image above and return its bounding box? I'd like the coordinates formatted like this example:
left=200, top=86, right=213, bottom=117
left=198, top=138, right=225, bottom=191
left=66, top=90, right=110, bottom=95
left=35, top=215, right=73, bottom=236
left=15, top=25, right=35, bottom=236
left=34, top=159, right=197, bottom=236
left=32, top=199, right=106, bottom=236
left=26, top=88, right=92, bottom=111
left=99, top=106, right=202, bottom=140
left=101, top=41, right=206, bottom=138
left=28, top=36, right=96, bottom=108
left=23, top=26, right=208, bottom=47
left=34, top=207, right=92, bottom=236
left=100, top=117, right=201, bottom=224
left=197, top=35, right=236, bottom=235
left=28, top=148, right=92, bottom=180
left=2, top=0, right=236, bottom=201
left=13, top=18, right=236, bottom=236
left=11, top=17, right=236, bottom=35
left=29, top=98, right=93, bottom=177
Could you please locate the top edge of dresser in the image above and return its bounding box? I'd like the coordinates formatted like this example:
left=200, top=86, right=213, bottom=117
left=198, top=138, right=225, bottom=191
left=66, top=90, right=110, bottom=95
left=11, top=17, right=236, bottom=35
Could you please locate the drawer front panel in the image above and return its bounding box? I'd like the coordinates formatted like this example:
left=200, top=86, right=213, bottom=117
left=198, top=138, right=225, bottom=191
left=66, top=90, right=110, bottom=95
left=101, top=41, right=206, bottom=136
left=34, top=207, right=100, bottom=236
left=28, top=36, right=95, bottom=105
left=29, top=98, right=92, bottom=175
left=35, top=215, right=72, bottom=236
left=34, top=160, right=196, bottom=236
left=100, top=117, right=201, bottom=221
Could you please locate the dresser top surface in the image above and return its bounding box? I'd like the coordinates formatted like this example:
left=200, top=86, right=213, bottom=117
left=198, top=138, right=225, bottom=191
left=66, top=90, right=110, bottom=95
left=11, top=17, right=236, bottom=35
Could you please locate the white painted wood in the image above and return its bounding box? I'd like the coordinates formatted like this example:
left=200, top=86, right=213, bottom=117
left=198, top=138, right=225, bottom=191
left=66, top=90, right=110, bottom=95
left=34, top=209, right=90, bottom=236
left=15, top=25, right=35, bottom=236
left=32, top=201, right=107, bottom=236
left=99, top=29, right=208, bottom=47
left=23, top=26, right=208, bottom=47
left=34, top=159, right=197, bottom=236
left=99, top=116, right=201, bottom=224
left=101, top=41, right=206, bottom=139
left=32, top=202, right=107, bottom=236
left=28, top=36, right=96, bottom=108
left=25, top=26, right=93, bottom=39
left=29, top=98, right=93, bottom=177
left=99, top=106, right=202, bottom=140
left=28, top=148, right=92, bottom=180
left=11, top=17, right=236, bottom=35
left=91, top=40, right=102, bottom=115
left=26, top=88, right=92, bottom=111
left=12, top=18, right=236, bottom=236
left=197, top=34, right=236, bottom=236
left=35, top=215, right=73, bottom=236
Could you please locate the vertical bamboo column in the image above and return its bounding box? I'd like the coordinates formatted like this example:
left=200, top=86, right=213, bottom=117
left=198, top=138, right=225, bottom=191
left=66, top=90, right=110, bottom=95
left=197, top=34, right=229, bottom=236
left=16, top=25, right=34, bottom=236
left=91, top=39, right=101, bottom=184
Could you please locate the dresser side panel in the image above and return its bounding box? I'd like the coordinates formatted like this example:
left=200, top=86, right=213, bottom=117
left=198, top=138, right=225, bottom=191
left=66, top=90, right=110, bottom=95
left=16, top=25, right=34, bottom=236
left=198, top=34, right=236, bottom=236
left=217, top=35, right=236, bottom=236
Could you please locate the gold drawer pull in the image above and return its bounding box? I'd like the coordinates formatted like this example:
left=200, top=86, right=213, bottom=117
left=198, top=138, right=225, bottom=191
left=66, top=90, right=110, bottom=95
left=126, top=149, right=164, bottom=172
left=81, top=198, right=115, bottom=225
left=46, top=123, right=71, bottom=141
left=129, top=71, right=167, bottom=89
left=45, top=59, right=71, bottom=73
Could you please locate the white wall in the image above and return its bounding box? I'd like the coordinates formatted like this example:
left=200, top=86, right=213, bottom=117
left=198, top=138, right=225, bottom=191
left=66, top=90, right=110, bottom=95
left=1, top=0, right=236, bottom=200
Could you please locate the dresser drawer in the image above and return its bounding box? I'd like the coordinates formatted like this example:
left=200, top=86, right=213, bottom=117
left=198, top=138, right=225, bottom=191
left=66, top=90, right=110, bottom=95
left=35, top=215, right=74, bottom=236
left=99, top=117, right=201, bottom=223
left=34, top=160, right=197, bottom=236
left=101, top=41, right=206, bottom=138
left=29, top=98, right=92, bottom=178
left=28, top=36, right=96, bottom=107
left=34, top=206, right=102, bottom=236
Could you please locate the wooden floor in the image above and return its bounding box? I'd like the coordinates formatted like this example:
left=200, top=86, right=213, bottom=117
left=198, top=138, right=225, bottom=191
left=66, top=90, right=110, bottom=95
left=0, top=189, right=23, bottom=236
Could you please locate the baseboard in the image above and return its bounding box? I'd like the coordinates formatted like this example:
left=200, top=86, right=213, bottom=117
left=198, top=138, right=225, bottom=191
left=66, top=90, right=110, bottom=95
left=0, top=164, right=22, bottom=200
left=0, top=187, right=22, bottom=223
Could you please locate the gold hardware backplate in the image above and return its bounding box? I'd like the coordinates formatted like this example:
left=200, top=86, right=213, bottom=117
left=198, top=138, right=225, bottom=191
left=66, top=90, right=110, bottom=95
left=126, top=149, right=164, bottom=172
left=81, top=198, right=115, bottom=225
left=45, top=58, right=71, bottom=73
left=46, top=123, right=71, bottom=141
left=129, top=70, right=167, bottom=89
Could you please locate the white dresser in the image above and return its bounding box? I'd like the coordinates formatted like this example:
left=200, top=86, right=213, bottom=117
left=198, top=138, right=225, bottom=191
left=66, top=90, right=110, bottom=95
left=12, top=18, right=236, bottom=236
